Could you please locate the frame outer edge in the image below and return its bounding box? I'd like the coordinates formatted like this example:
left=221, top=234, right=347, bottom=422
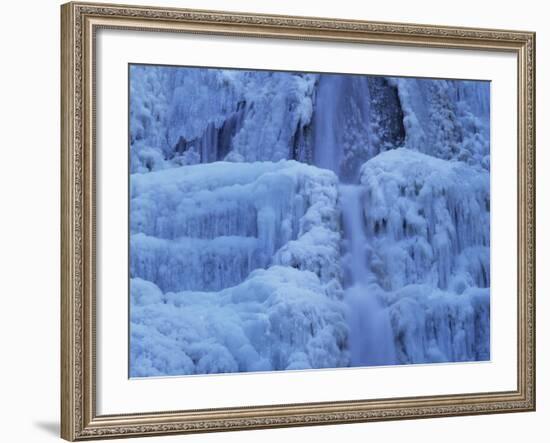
left=527, top=31, right=536, bottom=411
left=518, top=31, right=536, bottom=411
left=61, top=2, right=77, bottom=441
left=532, top=32, right=536, bottom=411
left=60, top=1, right=536, bottom=439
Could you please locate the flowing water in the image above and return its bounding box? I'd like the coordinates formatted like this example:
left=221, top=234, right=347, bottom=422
left=313, top=74, right=397, bottom=367
left=313, top=75, right=344, bottom=171
left=339, top=185, right=397, bottom=367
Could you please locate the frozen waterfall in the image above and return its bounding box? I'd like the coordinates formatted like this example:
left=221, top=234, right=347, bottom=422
left=313, top=75, right=401, bottom=367
left=129, top=65, right=491, bottom=377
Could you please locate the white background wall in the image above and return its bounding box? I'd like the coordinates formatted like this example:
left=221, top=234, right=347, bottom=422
left=0, top=0, right=546, bottom=442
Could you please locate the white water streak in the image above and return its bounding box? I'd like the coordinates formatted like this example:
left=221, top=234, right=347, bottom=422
left=340, top=185, right=397, bottom=367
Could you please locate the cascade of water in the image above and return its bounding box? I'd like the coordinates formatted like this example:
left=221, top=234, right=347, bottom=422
left=312, top=75, right=344, bottom=173
left=339, top=185, right=397, bottom=367
left=312, top=74, right=399, bottom=367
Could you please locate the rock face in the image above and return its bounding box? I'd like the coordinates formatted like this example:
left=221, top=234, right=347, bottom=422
left=129, top=65, right=491, bottom=376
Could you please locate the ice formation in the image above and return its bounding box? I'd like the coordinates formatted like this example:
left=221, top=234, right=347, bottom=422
left=356, top=149, right=490, bottom=363
left=130, top=160, right=348, bottom=375
left=129, top=64, right=491, bottom=376
left=130, top=266, right=349, bottom=376
left=130, top=66, right=317, bottom=172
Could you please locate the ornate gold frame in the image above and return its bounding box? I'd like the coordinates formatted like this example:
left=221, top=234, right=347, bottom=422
left=61, top=1, right=536, bottom=440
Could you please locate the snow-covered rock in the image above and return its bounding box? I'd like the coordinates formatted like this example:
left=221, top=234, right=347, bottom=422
left=130, top=66, right=489, bottom=177
left=130, top=160, right=341, bottom=292
left=389, top=78, right=490, bottom=168
left=130, top=65, right=317, bottom=172
left=355, top=148, right=490, bottom=363
left=380, top=284, right=490, bottom=364
left=130, top=159, right=348, bottom=375
left=360, top=148, right=489, bottom=291
left=130, top=266, right=349, bottom=376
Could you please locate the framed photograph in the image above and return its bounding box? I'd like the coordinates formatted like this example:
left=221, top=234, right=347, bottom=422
left=61, top=1, right=536, bottom=440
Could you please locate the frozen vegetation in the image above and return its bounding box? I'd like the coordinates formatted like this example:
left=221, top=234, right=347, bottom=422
left=129, top=65, right=490, bottom=376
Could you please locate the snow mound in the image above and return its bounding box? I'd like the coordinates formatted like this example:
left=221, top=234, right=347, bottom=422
left=380, top=284, right=490, bottom=363
left=130, top=266, right=349, bottom=376
left=357, top=149, right=490, bottom=363
left=130, top=159, right=348, bottom=376
left=360, top=148, right=489, bottom=291
left=130, top=160, right=341, bottom=292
